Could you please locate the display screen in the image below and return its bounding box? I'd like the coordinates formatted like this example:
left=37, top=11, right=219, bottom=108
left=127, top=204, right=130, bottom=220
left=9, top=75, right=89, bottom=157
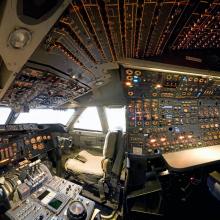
left=48, top=198, right=63, bottom=210
left=38, top=190, right=50, bottom=201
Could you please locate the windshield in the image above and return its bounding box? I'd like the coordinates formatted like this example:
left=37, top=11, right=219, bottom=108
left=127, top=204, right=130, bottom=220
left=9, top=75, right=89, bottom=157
left=0, top=107, right=11, bottom=124
left=105, top=107, right=126, bottom=131
left=74, top=107, right=102, bottom=131
left=15, top=109, right=75, bottom=125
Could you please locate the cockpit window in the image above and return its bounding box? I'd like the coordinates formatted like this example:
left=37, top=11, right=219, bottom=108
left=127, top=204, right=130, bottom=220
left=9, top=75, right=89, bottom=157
left=105, top=107, right=126, bottom=132
left=0, top=107, right=11, bottom=124
left=15, top=109, right=75, bottom=125
left=74, top=107, right=102, bottom=131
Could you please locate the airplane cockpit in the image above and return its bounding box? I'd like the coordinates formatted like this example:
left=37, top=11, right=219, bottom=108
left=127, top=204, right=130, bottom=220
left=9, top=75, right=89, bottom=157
left=0, top=0, right=220, bottom=219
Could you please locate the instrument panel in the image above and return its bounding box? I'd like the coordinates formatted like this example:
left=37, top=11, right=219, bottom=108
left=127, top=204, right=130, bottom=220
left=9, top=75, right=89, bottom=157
left=0, top=124, right=66, bottom=167
left=3, top=161, right=95, bottom=220
left=122, top=66, right=220, bottom=156
left=1, top=66, right=91, bottom=111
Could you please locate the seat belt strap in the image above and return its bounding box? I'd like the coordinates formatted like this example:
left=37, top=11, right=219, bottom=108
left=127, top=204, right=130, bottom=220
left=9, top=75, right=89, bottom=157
left=111, top=134, right=125, bottom=179
left=98, top=178, right=106, bottom=202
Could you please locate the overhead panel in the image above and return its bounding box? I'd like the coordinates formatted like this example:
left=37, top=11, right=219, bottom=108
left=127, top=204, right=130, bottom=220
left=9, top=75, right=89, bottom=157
left=105, top=0, right=124, bottom=59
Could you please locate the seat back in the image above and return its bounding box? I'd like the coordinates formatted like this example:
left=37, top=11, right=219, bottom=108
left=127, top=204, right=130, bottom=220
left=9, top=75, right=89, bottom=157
left=103, top=131, right=118, bottom=159
left=102, top=130, right=124, bottom=178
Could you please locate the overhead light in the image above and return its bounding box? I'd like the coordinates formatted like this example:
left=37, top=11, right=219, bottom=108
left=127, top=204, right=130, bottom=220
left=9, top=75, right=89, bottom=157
left=8, top=28, right=32, bottom=49
left=95, top=80, right=104, bottom=86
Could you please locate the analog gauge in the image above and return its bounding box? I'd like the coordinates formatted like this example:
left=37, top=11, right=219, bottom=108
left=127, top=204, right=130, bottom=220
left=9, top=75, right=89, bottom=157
left=134, top=70, right=142, bottom=76
left=37, top=143, right=44, bottom=150
left=128, top=91, right=134, bottom=96
left=126, top=69, right=133, bottom=75
left=33, top=144, right=37, bottom=150
left=36, top=136, right=42, bottom=143
left=31, top=138, right=36, bottom=144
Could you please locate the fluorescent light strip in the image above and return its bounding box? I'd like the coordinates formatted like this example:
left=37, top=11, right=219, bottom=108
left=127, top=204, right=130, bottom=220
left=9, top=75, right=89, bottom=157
left=122, top=64, right=220, bottom=79
left=147, top=67, right=220, bottom=79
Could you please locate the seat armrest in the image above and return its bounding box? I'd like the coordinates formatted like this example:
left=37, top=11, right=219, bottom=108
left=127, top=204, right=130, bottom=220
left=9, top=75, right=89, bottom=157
left=101, top=158, right=112, bottom=174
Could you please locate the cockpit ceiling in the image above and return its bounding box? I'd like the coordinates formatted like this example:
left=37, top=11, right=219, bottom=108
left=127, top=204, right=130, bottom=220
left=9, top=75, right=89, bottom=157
left=30, top=0, right=220, bottom=81
left=43, top=0, right=220, bottom=60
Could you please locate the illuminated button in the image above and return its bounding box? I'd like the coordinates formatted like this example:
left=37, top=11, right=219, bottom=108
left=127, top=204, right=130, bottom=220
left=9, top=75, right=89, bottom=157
left=155, top=84, right=162, bottom=89
left=125, top=81, right=132, bottom=87
left=150, top=139, right=156, bottom=143
left=160, top=137, right=166, bottom=142
left=179, top=136, right=184, bottom=140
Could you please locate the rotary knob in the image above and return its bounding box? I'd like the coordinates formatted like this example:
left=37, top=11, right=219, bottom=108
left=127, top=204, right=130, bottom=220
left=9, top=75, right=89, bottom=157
left=67, top=201, right=87, bottom=220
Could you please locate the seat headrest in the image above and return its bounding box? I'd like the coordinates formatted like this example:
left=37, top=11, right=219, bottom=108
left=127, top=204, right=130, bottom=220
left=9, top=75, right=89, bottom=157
left=103, top=131, right=118, bottom=159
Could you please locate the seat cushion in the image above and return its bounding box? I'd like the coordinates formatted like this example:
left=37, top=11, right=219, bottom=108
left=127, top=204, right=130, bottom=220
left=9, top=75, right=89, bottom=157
left=65, top=151, right=104, bottom=177
left=78, top=150, right=95, bottom=160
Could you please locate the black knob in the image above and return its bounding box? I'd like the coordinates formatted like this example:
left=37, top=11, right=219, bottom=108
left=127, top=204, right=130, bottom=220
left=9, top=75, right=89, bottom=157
left=67, top=201, right=87, bottom=220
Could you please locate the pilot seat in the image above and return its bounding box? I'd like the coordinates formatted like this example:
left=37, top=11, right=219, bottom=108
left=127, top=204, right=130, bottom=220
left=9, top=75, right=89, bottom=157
left=65, top=130, right=125, bottom=202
